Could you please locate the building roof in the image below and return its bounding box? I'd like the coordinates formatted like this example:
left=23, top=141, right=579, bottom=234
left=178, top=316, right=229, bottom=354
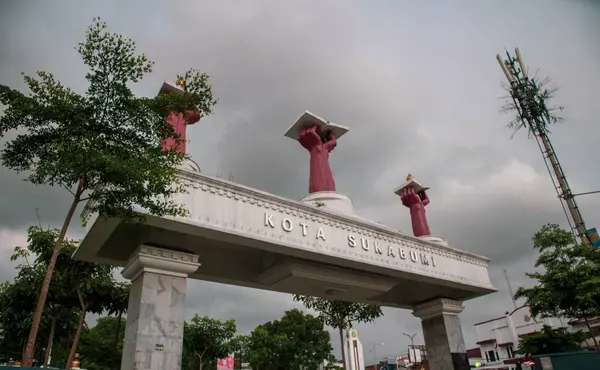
left=466, top=347, right=482, bottom=358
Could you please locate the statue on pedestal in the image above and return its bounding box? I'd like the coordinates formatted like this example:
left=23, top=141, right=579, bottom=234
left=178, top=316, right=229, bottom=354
left=397, top=174, right=431, bottom=237
left=299, top=125, right=337, bottom=193
left=284, top=111, right=348, bottom=194
left=159, top=78, right=202, bottom=155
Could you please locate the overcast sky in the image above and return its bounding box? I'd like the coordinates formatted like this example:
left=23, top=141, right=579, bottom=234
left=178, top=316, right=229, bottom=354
left=1, top=0, right=599, bottom=364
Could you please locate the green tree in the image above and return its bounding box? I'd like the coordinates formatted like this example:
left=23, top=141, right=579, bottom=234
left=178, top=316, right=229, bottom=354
left=247, top=326, right=289, bottom=370
left=8, top=226, right=118, bottom=369
left=514, top=224, right=600, bottom=351
left=62, top=258, right=115, bottom=370
left=517, top=325, right=589, bottom=356
left=182, top=315, right=236, bottom=370
left=324, top=354, right=341, bottom=369
left=0, top=228, right=81, bottom=366
left=0, top=272, right=49, bottom=361
left=105, top=282, right=130, bottom=359
left=230, top=334, right=251, bottom=370
left=249, top=308, right=333, bottom=370
left=77, top=315, right=126, bottom=370
left=0, top=18, right=217, bottom=365
left=293, top=295, right=383, bottom=366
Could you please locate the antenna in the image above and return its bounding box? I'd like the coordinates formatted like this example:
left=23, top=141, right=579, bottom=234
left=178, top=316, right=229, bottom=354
left=496, top=54, right=514, bottom=84
left=514, top=47, right=528, bottom=78
left=496, top=48, right=590, bottom=245
left=503, top=269, right=517, bottom=310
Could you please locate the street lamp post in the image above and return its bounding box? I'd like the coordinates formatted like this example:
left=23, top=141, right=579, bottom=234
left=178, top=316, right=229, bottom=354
left=402, top=332, right=417, bottom=346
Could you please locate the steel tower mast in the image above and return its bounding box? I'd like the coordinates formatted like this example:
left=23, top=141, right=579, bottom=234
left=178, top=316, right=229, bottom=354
left=496, top=48, right=590, bottom=244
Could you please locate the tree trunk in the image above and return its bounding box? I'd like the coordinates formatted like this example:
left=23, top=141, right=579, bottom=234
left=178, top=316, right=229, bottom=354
left=583, top=317, right=600, bottom=351
left=44, top=315, right=58, bottom=366
left=65, top=288, right=87, bottom=370
left=195, top=349, right=207, bottom=370
left=22, top=177, right=85, bottom=366
left=338, top=326, right=345, bottom=368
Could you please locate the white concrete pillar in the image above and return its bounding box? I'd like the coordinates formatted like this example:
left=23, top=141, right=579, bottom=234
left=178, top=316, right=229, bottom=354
left=412, top=298, right=469, bottom=370
left=120, top=245, right=200, bottom=370
left=343, top=328, right=365, bottom=370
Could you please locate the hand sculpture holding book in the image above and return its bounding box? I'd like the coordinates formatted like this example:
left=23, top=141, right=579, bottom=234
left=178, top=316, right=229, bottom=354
left=396, top=174, right=432, bottom=237
left=285, top=111, right=348, bottom=194
left=299, top=125, right=337, bottom=193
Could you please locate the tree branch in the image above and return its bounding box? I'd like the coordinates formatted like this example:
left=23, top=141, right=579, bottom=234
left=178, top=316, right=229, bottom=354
left=61, top=182, right=76, bottom=196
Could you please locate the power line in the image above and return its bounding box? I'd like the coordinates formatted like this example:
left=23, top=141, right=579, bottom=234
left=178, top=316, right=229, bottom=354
left=496, top=48, right=591, bottom=245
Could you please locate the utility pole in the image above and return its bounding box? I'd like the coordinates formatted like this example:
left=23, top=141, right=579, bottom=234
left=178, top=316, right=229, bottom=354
left=503, top=269, right=518, bottom=310
left=496, top=48, right=590, bottom=245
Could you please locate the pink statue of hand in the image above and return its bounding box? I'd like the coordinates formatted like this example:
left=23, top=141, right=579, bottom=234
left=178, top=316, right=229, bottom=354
left=299, top=125, right=336, bottom=193
left=323, top=133, right=337, bottom=153
left=400, top=187, right=431, bottom=237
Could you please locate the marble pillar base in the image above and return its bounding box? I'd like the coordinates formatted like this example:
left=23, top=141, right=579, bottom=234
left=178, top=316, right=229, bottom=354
left=413, top=298, right=469, bottom=370
left=120, top=245, right=200, bottom=370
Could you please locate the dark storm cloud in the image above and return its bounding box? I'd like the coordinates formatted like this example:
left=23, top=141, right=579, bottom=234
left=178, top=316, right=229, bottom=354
left=1, top=0, right=599, bottom=362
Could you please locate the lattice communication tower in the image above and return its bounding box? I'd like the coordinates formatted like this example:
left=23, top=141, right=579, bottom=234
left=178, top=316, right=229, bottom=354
left=496, top=48, right=589, bottom=244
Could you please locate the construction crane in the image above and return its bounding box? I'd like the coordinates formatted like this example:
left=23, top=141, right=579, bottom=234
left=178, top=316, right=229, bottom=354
left=496, top=48, right=590, bottom=244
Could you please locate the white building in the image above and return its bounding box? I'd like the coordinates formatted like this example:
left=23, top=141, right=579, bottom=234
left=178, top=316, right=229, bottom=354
left=567, top=317, right=600, bottom=350
left=471, top=305, right=567, bottom=369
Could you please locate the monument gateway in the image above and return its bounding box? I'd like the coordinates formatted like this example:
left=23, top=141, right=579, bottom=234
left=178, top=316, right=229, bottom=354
left=74, top=82, right=496, bottom=370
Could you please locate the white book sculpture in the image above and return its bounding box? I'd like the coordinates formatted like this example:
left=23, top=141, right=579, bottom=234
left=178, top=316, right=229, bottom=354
left=393, top=174, right=430, bottom=196
left=284, top=111, right=349, bottom=141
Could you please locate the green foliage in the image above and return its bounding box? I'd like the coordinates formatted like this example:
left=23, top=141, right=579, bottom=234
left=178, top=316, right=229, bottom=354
left=514, top=224, right=600, bottom=351
left=293, top=295, right=383, bottom=365
left=248, top=308, right=333, bottom=370
left=247, top=326, right=288, bottom=369
left=0, top=249, right=80, bottom=364
left=324, top=354, right=341, bottom=369
left=229, top=334, right=251, bottom=368
left=0, top=277, right=42, bottom=359
left=517, top=325, right=588, bottom=356
left=17, top=226, right=115, bottom=315
left=0, top=17, right=217, bottom=222
left=514, top=224, right=600, bottom=319
left=293, top=296, right=383, bottom=330
left=182, top=315, right=236, bottom=370
left=0, top=226, right=123, bottom=368
left=0, top=17, right=216, bottom=364
left=105, top=281, right=131, bottom=317
left=77, top=316, right=126, bottom=370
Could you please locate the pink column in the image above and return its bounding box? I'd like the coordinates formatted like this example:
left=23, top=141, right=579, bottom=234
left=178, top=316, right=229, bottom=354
left=161, top=110, right=201, bottom=154
left=400, top=187, right=432, bottom=237
left=298, top=125, right=337, bottom=193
